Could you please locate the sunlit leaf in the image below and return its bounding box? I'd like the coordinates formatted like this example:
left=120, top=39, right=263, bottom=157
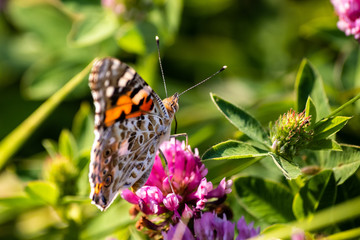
left=0, top=195, right=44, bottom=224
left=25, top=181, right=59, bottom=206
left=8, top=0, right=72, bottom=48
left=293, top=170, right=336, bottom=219
left=22, top=58, right=89, bottom=100
left=269, top=153, right=302, bottom=179
left=211, top=93, right=271, bottom=148
left=72, top=102, right=94, bottom=152
left=164, top=0, right=183, bottom=34
left=202, top=140, right=268, bottom=160
left=324, top=149, right=360, bottom=185
left=0, top=59, right=95, bottom=169
left=42, top=139, right=58, bottom=159
left=234, top=176, right=295, bottom=224
left=295, top=59, right=331, bottom=119
left=68, top=7, right=118, bottom=47
left=117, top=22, right=158, bottom=55
left=58, top=129, right=78, bottom=161
left=313, top=116, right=351, bottom=140
left=81, top=200, right=135, bottom=239
left=203, top=140, right=268, bottom=182
left=307, top=139, right=342, bottom=151
left=305, top=97, right=317, bottom=125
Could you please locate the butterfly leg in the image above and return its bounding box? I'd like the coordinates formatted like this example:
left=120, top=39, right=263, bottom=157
left=170, top=133, right=193, bottom=153
left=170, top=133, right=189, bottom=149
left=158, top=148, right=177, bottom=196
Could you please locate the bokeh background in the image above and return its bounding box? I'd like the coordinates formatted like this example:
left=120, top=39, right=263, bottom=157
left=0, top=0, right=359, bottom=239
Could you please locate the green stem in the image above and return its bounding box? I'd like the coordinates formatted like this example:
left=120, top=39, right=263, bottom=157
left=0, top=59, right=96, bottom=170
left=327, top=92, right=360, bottom=118
left=327, top=227, right=360, bottom=240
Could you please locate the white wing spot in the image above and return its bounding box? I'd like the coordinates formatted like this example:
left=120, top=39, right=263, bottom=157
left=92, top=91, right=101, bottom=100
left=118, top=140, right=130, bottom=155
left=111, top=60, right=120, bottom=70
left=105, top=71, right=110, bottom=79
left=106, top=86, right=115, bottom=97
left=119, top=77, right=128, bottom=87
left=109, top=137, right=116, bottom=145
left=94, top=115, right=101, bottom=125
left=94, top=101, right=101, bottom=112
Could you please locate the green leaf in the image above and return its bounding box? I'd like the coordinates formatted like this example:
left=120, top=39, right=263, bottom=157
left=255, top=196, right=360, bottom=240
left=61, top=195, right=90, bottom=205
left=81, top=200, right=134, bottom=239
left=324, top=149, right=360, bottom=185
left=295, top=59, right=331, bottom=119
left=75, top=150, right=90, bottom=172
left=261, top=224, right=290, bottom=234
left=42, top=139, right=58, bottom=159
left=72, top=102, right=94, bottom=152
left=117, top=22, right=158, bottom=55
left=269, top=153, right=302, bottom=179
left=0, top=195, right=45, bottom=224
left=203, top=140, right=268, bottom=182
left=313, top=116, right=351, bottom=140
left=164, top=0, right=183, bottom=35
left=0, top=59, right=95, bottom=170
left=292, top=170, right=336, bottom=220
left=22, top=58, right=89, bottom=100
left=305, top=97, right=317, bottom=125
left=327, top=227, right=360, bottom=240
left=68, top=7, right=118, bottom=47
left=234, top=176, right=295, bottom=224
left=59, top=129, right=78, bottom=160
left=25, top=181, right=60, bottom=205
left=0, top=195, right=43, bottom=209
left=210, top=93, right=271, bottom=148
left=8, top=1, right=72, bottom=48
left=307, top=139, right=342, bottom=151
left=202, top=140, right=269, bottom=160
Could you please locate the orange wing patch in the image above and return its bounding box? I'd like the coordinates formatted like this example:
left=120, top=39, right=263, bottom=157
left=104, top=88, right=154, bottom=127
left=94, top=183, right=104, bottom=195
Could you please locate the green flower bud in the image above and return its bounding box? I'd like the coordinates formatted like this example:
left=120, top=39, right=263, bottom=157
left=43, top=155, right=78, bottom=197
left=270, top=109, right=313, bottom=160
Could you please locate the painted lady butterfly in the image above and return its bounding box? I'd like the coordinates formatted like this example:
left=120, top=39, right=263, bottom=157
left=88, top=55, right=226, bottom=211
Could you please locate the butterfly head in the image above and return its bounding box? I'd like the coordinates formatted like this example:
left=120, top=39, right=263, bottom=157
left=162, top=93, right=179, bottom=117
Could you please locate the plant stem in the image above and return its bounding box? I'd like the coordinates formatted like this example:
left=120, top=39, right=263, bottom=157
left=327, top=92, right=360, bottom=118
left=0, top=59, right=96, bottom=170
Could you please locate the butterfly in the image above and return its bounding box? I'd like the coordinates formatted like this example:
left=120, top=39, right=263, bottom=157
left=88, top=55, right=226, bottom=211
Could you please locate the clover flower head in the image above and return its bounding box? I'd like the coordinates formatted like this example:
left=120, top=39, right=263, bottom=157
left=331, top=0, right=360, bottom=39
left=163, top=213, right=260, bottom=240
left=236, top=216, right=261, bottom=240
left=121, top=140, right=233, bottom=238
left=194, top=212, right=235, bottom=240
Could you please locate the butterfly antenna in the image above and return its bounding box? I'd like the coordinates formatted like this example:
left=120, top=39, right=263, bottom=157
left=156, top=36, right=168, bottom=98
left=179, top=65, right=227, bottom=96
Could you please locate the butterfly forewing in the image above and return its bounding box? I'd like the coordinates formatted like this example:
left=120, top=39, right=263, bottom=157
left=88, top=58, right=175, bottom=211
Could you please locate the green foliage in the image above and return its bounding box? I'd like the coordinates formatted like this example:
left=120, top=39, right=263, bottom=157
left=207, top=58, right=360, bottom=238
left=1, top=0, right=360, bottom=239
left=293, top=170, right=337, bottom=220
left=295, top=59, right=331, bottom=119
left=211, top=93, right=271, bottom=149
left=234, top=176, right=295, bottom=224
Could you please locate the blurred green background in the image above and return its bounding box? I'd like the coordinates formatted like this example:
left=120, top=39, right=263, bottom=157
left=0, top=0, right=360, bottom=239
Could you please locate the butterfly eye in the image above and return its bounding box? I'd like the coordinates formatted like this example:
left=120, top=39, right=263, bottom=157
left=103, top=148, right=112, bottom=158
left=104, top=175, right=113, bottom=187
